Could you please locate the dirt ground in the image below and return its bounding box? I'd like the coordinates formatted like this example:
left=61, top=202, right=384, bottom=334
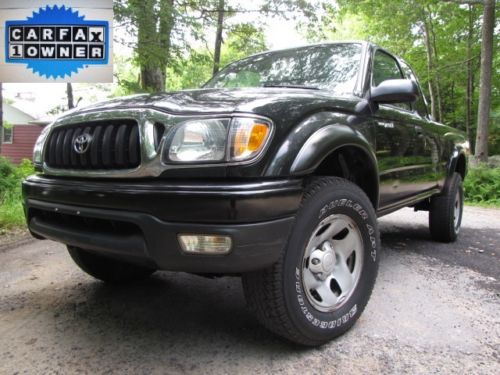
left=0, top=206, right=499, bottom=374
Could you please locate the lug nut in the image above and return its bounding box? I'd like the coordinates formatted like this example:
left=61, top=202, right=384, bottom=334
left=311, top=258, right=320, bottom=265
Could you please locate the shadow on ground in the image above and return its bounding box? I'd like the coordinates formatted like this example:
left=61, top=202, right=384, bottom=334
left=379, top=216, right=499, bottom=281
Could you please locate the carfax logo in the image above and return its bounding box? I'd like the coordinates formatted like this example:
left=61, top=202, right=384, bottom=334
left=5, top=5, right=109, bottom=79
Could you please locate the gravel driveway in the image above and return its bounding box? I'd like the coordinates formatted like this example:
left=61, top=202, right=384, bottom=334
left=0, top=206, right=499, bottom=374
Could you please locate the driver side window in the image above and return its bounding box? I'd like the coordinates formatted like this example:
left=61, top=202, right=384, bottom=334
left=372, top=50, right=411, bottom=111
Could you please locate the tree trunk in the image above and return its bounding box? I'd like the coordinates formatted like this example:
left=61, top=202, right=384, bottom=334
left=133, top=0, right=170, bottom=92
left=67, top=83, right=75, bottom=110
left=465, top=4, right=474, bottom=153
left=475, top=0, right=495, bottom=162
left=423, top=21, right=437, bottom=121
left=159, top=0, right=174, bottom=87
left=141, top=66, right=165, bottom=92
left=213, top=0, right=225, bottom=75
left=426, top=8, right=442, bottom=122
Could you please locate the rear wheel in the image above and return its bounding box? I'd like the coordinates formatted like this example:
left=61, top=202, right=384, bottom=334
left=242, top=177, right=379, bottom=346
left=429, top=172, right=463, bottom=243
left=67, top=246, right=155, bottom=283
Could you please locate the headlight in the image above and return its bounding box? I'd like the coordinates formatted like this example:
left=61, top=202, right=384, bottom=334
left=168, top=119, right=229, bottom=162
left=33, top=123, right=53, bottom=167
left=164, top=117, right=271, bottom=163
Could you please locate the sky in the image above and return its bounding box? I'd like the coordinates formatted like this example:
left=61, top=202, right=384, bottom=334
left=2, top=9, right=308, bottom=121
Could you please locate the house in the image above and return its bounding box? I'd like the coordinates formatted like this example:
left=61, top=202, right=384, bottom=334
left=1, top=101, right=49, bottom=164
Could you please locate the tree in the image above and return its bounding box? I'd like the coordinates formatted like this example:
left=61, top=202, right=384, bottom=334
left=213, top=0, right=225, bottom=75
left=115, top=0, right=175, bottom=92
left=196, top=0, right=329, bottom=78
left=67, top=83, right=75, bottom=110
left=465, top=4, right=476, bottom=152
left=475, top=0, right=496, bottom=162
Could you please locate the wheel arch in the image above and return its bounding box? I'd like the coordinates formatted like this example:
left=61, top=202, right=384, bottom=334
left=447, top=149, right=467, bottom=183
left=290, top=125, right=379, bottom=209
left=454, top=153, right=467, bottom=180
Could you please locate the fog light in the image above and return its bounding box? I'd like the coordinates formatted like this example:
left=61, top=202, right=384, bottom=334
left=178, top=234, right=232, bottom=254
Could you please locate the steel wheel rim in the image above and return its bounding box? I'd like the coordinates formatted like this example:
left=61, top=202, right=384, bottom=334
left=454, top=189, right=462, bottom=232
left=302, top=214, right=364, bottom=312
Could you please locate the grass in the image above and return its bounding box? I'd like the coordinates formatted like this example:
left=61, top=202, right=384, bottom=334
left=0, top=192, right=26, bottom=230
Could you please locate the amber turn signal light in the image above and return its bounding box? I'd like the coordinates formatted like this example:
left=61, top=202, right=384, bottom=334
left=230, top=119, right=270, bottom=161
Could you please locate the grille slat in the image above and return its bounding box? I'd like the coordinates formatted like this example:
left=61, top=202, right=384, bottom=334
left=128, top=126, right=140, bottom=166
left=45, top=120, right=140, bottom=170
left=54, top=130, right=65, bottom=167
left=47, top=131, right=57, bottom=166
left=102, top=125, right=115, bottom=168
left=115, top=124, right=128, bottom=167
left=90, top=126, right=103, bottom=168
left=62, top=128, right=74, bottom=168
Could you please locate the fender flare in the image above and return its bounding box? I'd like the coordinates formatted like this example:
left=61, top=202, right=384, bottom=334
left=291, top=124, right=378, bottom=175
left=447, top=148, right=467, bottom=179
left=290, top=124, right=379, bottom=207
left=443, top=148, right=467, bottom=193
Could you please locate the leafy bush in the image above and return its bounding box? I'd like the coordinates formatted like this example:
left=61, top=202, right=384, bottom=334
left=0, top=158, right=34, bottom=229
left=463, top=167, right=500, bottom=206
left=0, top=156, right=17, bottom=196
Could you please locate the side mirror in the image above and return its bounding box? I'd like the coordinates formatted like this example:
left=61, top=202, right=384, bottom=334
left=371, top=79, right=419, bottom=104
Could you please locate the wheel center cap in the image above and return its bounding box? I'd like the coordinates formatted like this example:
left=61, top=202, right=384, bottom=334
left=322, top=252, right=335, bottom=273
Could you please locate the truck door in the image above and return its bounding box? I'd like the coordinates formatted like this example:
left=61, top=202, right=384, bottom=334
left=371, top=49, right=435, bottom=208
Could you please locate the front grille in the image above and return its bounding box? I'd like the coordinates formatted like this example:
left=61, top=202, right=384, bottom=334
left=45, top=120, right=141, bottom=170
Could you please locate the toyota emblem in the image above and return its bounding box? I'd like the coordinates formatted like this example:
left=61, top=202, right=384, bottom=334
left=73, top=133, right=93, bottom=154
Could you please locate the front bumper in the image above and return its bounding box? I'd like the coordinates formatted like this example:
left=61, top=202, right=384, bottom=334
left=23, top=175, right=302, bottom=273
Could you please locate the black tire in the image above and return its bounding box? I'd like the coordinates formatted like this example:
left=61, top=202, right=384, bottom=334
left=242, top=177, right=380, bottom=346
left=67, top=246, right=155, bottom=283
left=429, top=172, right=463, bottom=243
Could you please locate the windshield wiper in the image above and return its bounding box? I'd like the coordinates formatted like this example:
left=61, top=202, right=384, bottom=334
left=262, top=83, right=320, bottom=90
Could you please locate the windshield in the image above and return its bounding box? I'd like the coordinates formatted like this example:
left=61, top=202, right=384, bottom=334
left=205, top=43, right=363, bottom=95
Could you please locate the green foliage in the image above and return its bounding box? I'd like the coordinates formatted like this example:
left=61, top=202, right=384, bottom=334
left=464, top=167, right=500, bottom=206
left=16, top=159, right=35, bottom=179
left=167, top=50, right=214, bottom=91
left=0, top=158, right=34, bottom=229
left=0, top=156, right=16, bottom=195
left=489, top=110, right=500, bottom=155
left=166, top=23, right=267, bottom=91
left=220, top=23, right=267, bottom=67
left=112, top=55, right=143, bottom=97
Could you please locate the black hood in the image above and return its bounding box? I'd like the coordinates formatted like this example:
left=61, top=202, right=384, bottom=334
left=60, top=87, right=362, bottom=123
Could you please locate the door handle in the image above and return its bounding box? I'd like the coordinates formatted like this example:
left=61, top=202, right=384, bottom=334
left=415, top=126, right=424, bottom=138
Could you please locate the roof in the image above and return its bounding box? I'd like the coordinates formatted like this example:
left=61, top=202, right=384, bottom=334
left=2, top=101, right=36, bottom=125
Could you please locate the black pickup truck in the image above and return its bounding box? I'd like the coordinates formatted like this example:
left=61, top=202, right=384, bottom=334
left=23, top=42, right=467, bottom=346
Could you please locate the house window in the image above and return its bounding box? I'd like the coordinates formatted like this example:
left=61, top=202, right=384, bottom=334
left=2, top=126, right=13, bottom=144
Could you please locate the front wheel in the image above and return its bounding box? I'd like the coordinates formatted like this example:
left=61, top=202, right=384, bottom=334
left=242, top=177, right=379, bottom=346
